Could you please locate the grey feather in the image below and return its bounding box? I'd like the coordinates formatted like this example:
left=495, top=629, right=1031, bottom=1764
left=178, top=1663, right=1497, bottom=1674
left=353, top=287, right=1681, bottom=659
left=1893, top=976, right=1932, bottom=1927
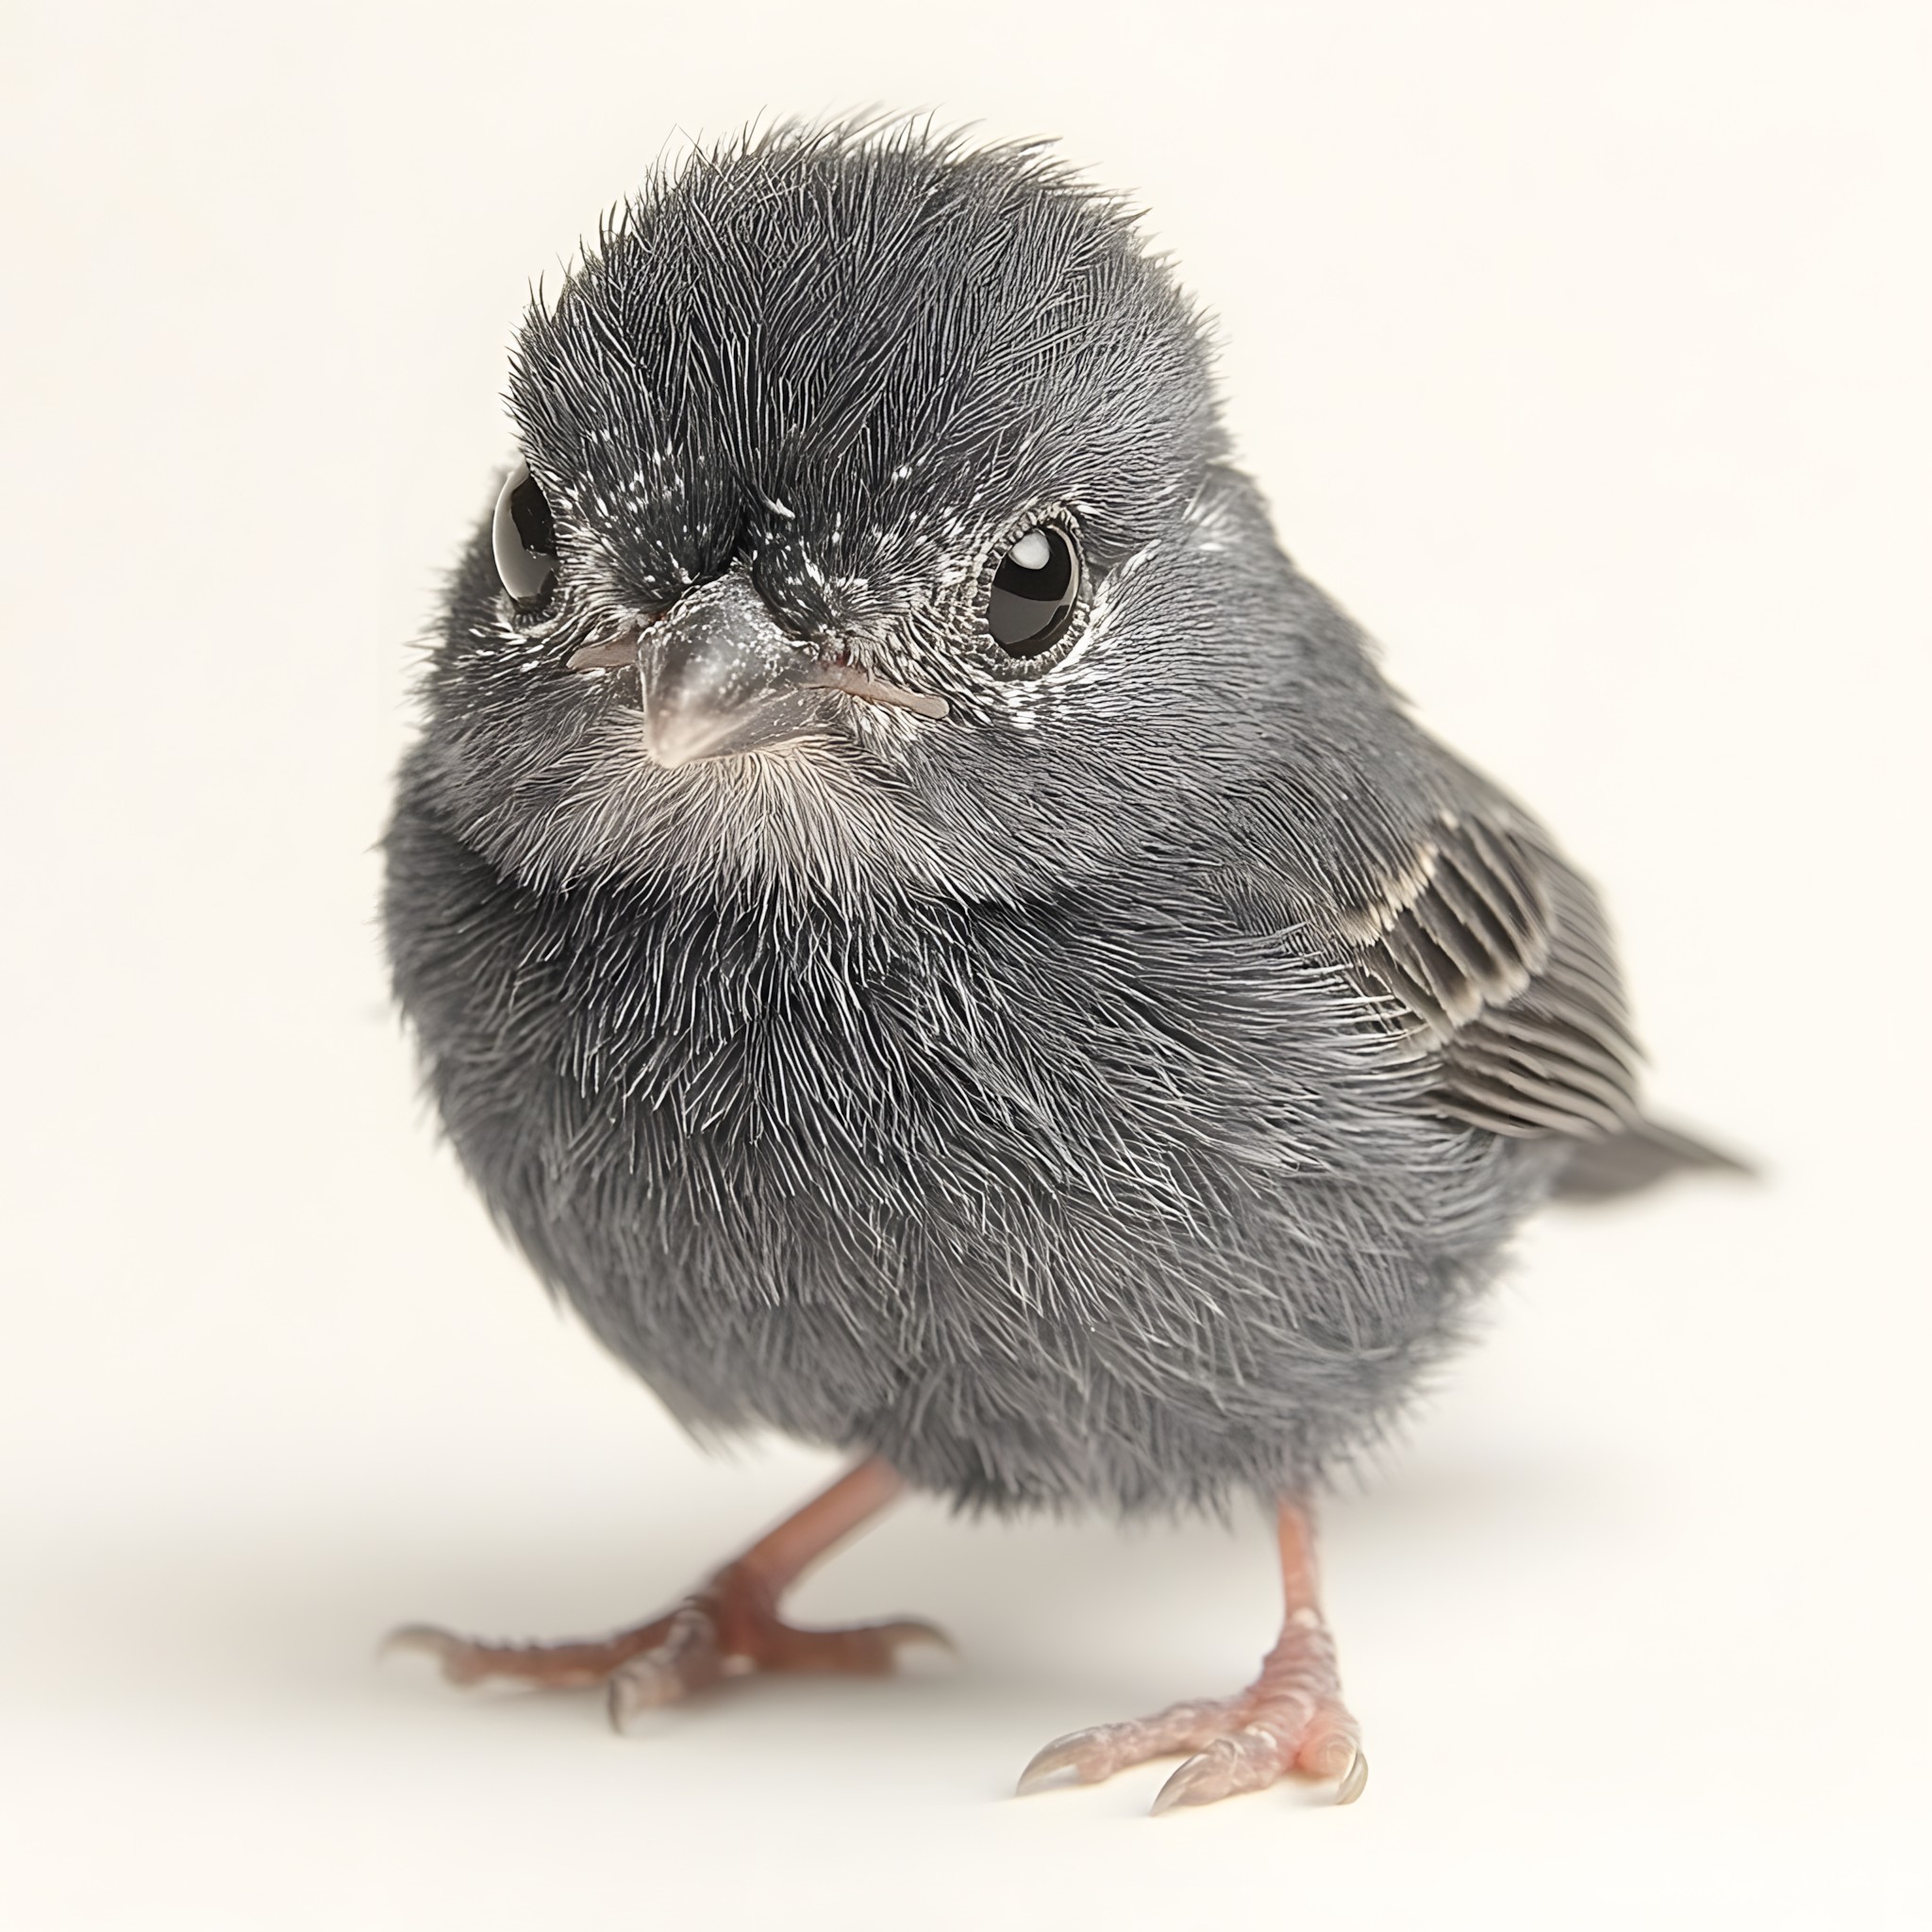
left=1553, top=1117, right=1754, bottom=1203
left=385, top=122, right=1722, bottom=1518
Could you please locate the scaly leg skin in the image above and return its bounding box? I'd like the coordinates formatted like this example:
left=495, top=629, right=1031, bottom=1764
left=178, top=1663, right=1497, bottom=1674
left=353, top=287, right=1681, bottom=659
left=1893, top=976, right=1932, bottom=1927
left=1018, top=1498, right=1368, bottom=1814
left=385, top=1457, right=948, bottom=1733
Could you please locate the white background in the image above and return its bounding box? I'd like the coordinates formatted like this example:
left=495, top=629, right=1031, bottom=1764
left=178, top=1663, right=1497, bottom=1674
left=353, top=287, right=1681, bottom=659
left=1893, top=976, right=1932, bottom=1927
left=5, top=2, right=1928, bottom=1925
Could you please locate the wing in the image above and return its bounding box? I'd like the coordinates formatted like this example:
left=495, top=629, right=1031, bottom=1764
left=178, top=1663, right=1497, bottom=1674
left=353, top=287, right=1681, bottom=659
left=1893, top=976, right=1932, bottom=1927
left=1332, top=803, right=1641, bottom=1140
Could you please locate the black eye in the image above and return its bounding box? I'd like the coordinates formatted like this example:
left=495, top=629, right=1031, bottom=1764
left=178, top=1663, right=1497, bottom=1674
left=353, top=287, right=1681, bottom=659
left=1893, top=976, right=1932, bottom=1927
left=987, top=523, right=1080, bottom=657
left=491, top=458, right=558, bottom=613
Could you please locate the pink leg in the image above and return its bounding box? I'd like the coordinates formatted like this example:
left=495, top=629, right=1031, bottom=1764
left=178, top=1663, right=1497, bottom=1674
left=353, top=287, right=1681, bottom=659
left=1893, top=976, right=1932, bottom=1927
left=386, top=1457, right=948, bottom=1732
left=1018, top=1499, right=1367, bottom=1813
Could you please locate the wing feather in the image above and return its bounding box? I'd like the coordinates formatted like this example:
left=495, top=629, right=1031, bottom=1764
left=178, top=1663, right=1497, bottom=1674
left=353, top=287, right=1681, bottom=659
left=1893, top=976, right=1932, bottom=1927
left=1344, top=808, right=1640, bottom=1140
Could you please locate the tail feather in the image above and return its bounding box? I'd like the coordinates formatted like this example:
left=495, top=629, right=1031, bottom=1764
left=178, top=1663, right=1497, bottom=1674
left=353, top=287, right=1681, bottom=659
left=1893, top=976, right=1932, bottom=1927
left=1553, top=1117, right=1757, bottom=1205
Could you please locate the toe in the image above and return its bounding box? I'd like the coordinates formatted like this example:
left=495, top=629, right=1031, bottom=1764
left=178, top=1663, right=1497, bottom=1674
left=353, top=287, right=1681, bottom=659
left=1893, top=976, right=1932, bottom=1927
left=379, top=1612, right=682, bottom=1690
left=1018, top=1701, right=1232, bottom=1796
left=1149, top=1729, right=1283, bottom=1814
left=1291, top=1706, right=1365, bottom=1798
left=761, top=1614, right=955, bottom=1675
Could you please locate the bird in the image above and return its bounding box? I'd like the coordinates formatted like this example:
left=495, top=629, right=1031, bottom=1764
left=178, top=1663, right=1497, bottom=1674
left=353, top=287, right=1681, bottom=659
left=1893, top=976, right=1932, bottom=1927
left=381, top=120, right=1740, bottom=1814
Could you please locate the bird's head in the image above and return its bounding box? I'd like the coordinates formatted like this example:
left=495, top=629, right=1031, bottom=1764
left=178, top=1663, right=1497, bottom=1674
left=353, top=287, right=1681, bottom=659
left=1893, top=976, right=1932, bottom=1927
left=419, top=123, right=1284, bottom=906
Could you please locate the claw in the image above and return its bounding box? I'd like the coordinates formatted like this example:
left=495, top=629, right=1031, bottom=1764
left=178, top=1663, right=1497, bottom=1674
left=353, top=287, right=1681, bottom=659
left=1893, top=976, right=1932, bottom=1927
left=606, top=1603, right=723, bottom=1730
left=1150, top=1731, right=1279, bottom=1815
left=608, top=1652, right=685, bottom=1731
left=881, top=1618, right=956, bottom=1659
left=380, top=1622, right=451, bottom=1663
left=1149, top=1753, right=1214, bottom=1815
left=1334, top=1747, right=1370, bottom=1806
left=380, top=1623, right=489, bottom=1686
left=1016, top=1727, right=1111, bottom=1795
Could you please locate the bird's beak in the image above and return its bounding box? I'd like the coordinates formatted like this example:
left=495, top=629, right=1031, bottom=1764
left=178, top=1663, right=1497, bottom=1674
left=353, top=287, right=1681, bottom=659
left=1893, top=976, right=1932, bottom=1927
left=566, top=566, right=947, bottom=769
left=638, top=570, right=819, bottom=768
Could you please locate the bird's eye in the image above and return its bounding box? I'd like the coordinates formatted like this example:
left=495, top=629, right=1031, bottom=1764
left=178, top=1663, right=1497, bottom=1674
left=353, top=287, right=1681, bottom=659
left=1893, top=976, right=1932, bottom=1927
left=987, top=524, right=1080, bottom=658
left=491, top=458, right=558, bottom=614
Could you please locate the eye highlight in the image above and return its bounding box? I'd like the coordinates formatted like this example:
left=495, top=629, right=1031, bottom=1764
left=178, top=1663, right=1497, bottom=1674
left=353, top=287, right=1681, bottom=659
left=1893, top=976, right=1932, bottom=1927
left=492, top=458, right=558, bottom=614
left=987, top=523, right=1080, bottom=658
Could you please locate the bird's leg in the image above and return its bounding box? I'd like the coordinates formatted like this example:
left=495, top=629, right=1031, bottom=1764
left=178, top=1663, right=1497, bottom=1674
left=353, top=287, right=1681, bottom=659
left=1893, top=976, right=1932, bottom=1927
left=386, top=1457, right=948, bottom=1732
left=1018, top=1497, right=1367, bottom=1813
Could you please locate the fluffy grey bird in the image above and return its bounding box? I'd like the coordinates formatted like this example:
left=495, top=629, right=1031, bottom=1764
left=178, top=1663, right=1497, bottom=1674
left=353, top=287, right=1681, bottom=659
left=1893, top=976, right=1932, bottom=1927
left=383, top=122, right=1737, bottom=1812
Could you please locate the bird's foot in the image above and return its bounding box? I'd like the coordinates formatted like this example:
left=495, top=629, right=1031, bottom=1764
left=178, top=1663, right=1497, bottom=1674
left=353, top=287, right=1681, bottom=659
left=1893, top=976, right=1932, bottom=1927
left=386, top=1557, right=948, bottom=1733
left=386, top=1459, right=945, bottom=1731
left=1018, top=1607, right=1366, bottom=1813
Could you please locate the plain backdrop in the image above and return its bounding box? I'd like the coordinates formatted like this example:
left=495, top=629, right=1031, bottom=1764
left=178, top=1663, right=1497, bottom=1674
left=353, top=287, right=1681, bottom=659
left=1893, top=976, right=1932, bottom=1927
left=4, top=2, right=1928, bottom=1926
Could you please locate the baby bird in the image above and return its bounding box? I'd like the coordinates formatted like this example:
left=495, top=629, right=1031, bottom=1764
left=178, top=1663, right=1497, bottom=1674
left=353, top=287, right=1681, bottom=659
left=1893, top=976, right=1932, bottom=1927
left=383, top=122, right=1733, bottom=1812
